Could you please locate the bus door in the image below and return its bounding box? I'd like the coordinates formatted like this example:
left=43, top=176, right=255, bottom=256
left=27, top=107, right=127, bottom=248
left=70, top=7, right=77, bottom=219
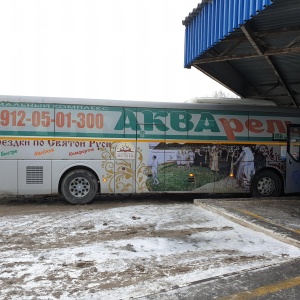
left=137, top=123, right=166, bottom=193
left=286, top=124, right=300, bottom=193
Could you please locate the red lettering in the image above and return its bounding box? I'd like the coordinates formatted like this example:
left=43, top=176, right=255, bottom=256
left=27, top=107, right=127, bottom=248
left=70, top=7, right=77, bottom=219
left=219, top=118, right=244, bottom=140
left=245, top=119, right=264, bottom=133
left=266, top=120, right=286, bottom=134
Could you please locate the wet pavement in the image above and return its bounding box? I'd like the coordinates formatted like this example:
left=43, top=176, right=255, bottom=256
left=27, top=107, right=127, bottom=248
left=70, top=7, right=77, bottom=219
left=139, top=195, right=300, bottom=300
left=139, top=257, right=300, bottom=300
left=194, top=196, right=300, bottom=247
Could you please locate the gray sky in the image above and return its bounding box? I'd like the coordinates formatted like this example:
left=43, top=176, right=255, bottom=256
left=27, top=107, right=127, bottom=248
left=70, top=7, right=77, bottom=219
left=0, top=0, right=234, bottom=102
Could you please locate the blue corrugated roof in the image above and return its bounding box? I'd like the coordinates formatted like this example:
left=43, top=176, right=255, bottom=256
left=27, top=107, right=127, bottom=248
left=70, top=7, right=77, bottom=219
left=183, top=0, right=273, bottom=68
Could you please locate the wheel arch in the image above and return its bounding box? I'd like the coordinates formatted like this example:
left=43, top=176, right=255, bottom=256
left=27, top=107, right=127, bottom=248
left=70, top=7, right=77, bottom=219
left=58, top=165, right=101, bottom=195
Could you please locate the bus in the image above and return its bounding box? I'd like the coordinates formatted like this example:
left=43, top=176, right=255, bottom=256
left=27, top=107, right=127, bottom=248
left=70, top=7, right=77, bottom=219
left=0, top=95, right=299, bottom=204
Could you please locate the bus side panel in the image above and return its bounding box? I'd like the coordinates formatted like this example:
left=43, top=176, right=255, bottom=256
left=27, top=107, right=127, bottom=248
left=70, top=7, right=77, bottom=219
left=18, top=160, right=52, bottom=195
left=0, top=161, right=18, bottom=195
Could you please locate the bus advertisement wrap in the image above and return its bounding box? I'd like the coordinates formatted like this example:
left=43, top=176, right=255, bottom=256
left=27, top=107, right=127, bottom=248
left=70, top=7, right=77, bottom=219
left=0, top=98, right=299, bottom=203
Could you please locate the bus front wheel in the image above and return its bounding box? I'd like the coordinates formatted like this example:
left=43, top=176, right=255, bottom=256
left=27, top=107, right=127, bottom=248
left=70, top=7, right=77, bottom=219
left=251, top=170, right=281, bottom=197
left=61, top=169, right=98, bottom=204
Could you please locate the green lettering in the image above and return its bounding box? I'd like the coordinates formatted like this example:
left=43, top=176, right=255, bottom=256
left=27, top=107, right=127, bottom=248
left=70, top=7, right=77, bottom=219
left=142, top=110, right=169, bottom=131
left=171, top=111, right=193, bottom=132
left=194, top=112, right=220, bottom=132
left=114, top=109, right=140, bottom=130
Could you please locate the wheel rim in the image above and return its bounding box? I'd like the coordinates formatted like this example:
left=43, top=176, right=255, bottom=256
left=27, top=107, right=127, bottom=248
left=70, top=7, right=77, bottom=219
left=69, top=177, right=90, bottom=198
left=256, top=177, right=275, bottom=196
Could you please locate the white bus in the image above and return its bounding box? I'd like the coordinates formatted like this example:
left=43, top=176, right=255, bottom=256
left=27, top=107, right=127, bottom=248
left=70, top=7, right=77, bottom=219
left=0, top=95, right=299, bottom=204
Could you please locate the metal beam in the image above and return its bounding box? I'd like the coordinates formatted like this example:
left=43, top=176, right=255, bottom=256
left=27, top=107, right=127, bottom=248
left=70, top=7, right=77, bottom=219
left=223, top=25, right=300, bottom=42
left=240, top=23, right=298, bottom=107
left=256, top=25, right=300, bottom=37
left=251, top=81, right=300, bottom=87
left=241, top=23, right=265, bottom=55
left=195, top=47, right=263, bottom=98
left=218, top=37, right=245, bottom=57
left=193, top=47, right=300, bottom=64
left=286, top=36, right=300, bottom=48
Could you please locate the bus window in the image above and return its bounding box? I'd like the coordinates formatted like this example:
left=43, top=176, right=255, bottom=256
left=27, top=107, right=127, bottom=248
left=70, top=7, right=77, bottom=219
left=289, top=127, right=300, bottom=162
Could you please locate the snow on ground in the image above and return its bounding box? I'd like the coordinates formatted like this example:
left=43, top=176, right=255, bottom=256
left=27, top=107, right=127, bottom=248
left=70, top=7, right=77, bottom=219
left=0, top=203, right=299, bottom=299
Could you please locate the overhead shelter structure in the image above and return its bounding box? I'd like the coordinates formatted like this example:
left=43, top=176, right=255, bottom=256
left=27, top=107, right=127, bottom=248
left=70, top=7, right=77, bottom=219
left=183, top=0, right=300, bottom=107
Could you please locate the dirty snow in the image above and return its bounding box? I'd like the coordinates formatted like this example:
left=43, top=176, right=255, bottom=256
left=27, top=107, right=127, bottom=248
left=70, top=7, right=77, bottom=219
left=0, top=202, right=299, bottom=299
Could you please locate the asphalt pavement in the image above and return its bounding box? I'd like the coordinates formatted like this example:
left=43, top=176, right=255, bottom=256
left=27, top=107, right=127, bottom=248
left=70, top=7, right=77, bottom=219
left=139, top=258, right=300, bottom=300
left=139, top=195, right=300, bottom=300
left=194, top=196, right=300, bottom=247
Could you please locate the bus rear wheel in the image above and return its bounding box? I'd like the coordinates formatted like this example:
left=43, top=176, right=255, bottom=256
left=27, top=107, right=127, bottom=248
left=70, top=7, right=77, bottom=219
left=61, top=169, right=98, bottom=204
left=251, top=170, right=281, bottom=197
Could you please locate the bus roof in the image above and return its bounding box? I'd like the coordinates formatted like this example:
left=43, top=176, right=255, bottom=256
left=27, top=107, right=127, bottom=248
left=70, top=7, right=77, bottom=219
left=185, top=98, right=277, bottom=106
left=1, top=95, right=299, bottom=115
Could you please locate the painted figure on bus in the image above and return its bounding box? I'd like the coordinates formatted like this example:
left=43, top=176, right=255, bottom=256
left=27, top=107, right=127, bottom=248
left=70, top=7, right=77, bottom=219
left=176, top=150, right=182, bottom=168
left=210, top=146, right=220, bottom=172
left=150, top=155, right=159, bottom=185
left=234, top=146, right=255, bottom=189
left=186, top=150, right=194, bottom=169
left=194, top=149, right=202, bottom=167
left=182, top=150, right=189, bottom=169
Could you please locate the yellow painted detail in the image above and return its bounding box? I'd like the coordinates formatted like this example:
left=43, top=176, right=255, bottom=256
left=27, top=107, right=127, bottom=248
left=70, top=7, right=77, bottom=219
left=220, top=276, right=300, bottom=300
left=236, top=209, right=300, bottom=234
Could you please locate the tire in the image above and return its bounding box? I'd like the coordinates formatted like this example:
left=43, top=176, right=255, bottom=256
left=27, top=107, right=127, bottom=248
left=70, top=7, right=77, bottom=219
left=61, top=169, right=98, bottom=204
left=251, top=170, right=281, bottom=197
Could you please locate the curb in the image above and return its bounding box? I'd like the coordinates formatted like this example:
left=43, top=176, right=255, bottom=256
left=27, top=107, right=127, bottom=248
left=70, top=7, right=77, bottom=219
left=194, top=199, right=300, bottom=248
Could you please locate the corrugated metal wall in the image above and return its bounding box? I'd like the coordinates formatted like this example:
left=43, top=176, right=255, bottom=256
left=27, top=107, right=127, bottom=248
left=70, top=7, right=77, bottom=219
left=184, top=0, right=273, bottom=68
